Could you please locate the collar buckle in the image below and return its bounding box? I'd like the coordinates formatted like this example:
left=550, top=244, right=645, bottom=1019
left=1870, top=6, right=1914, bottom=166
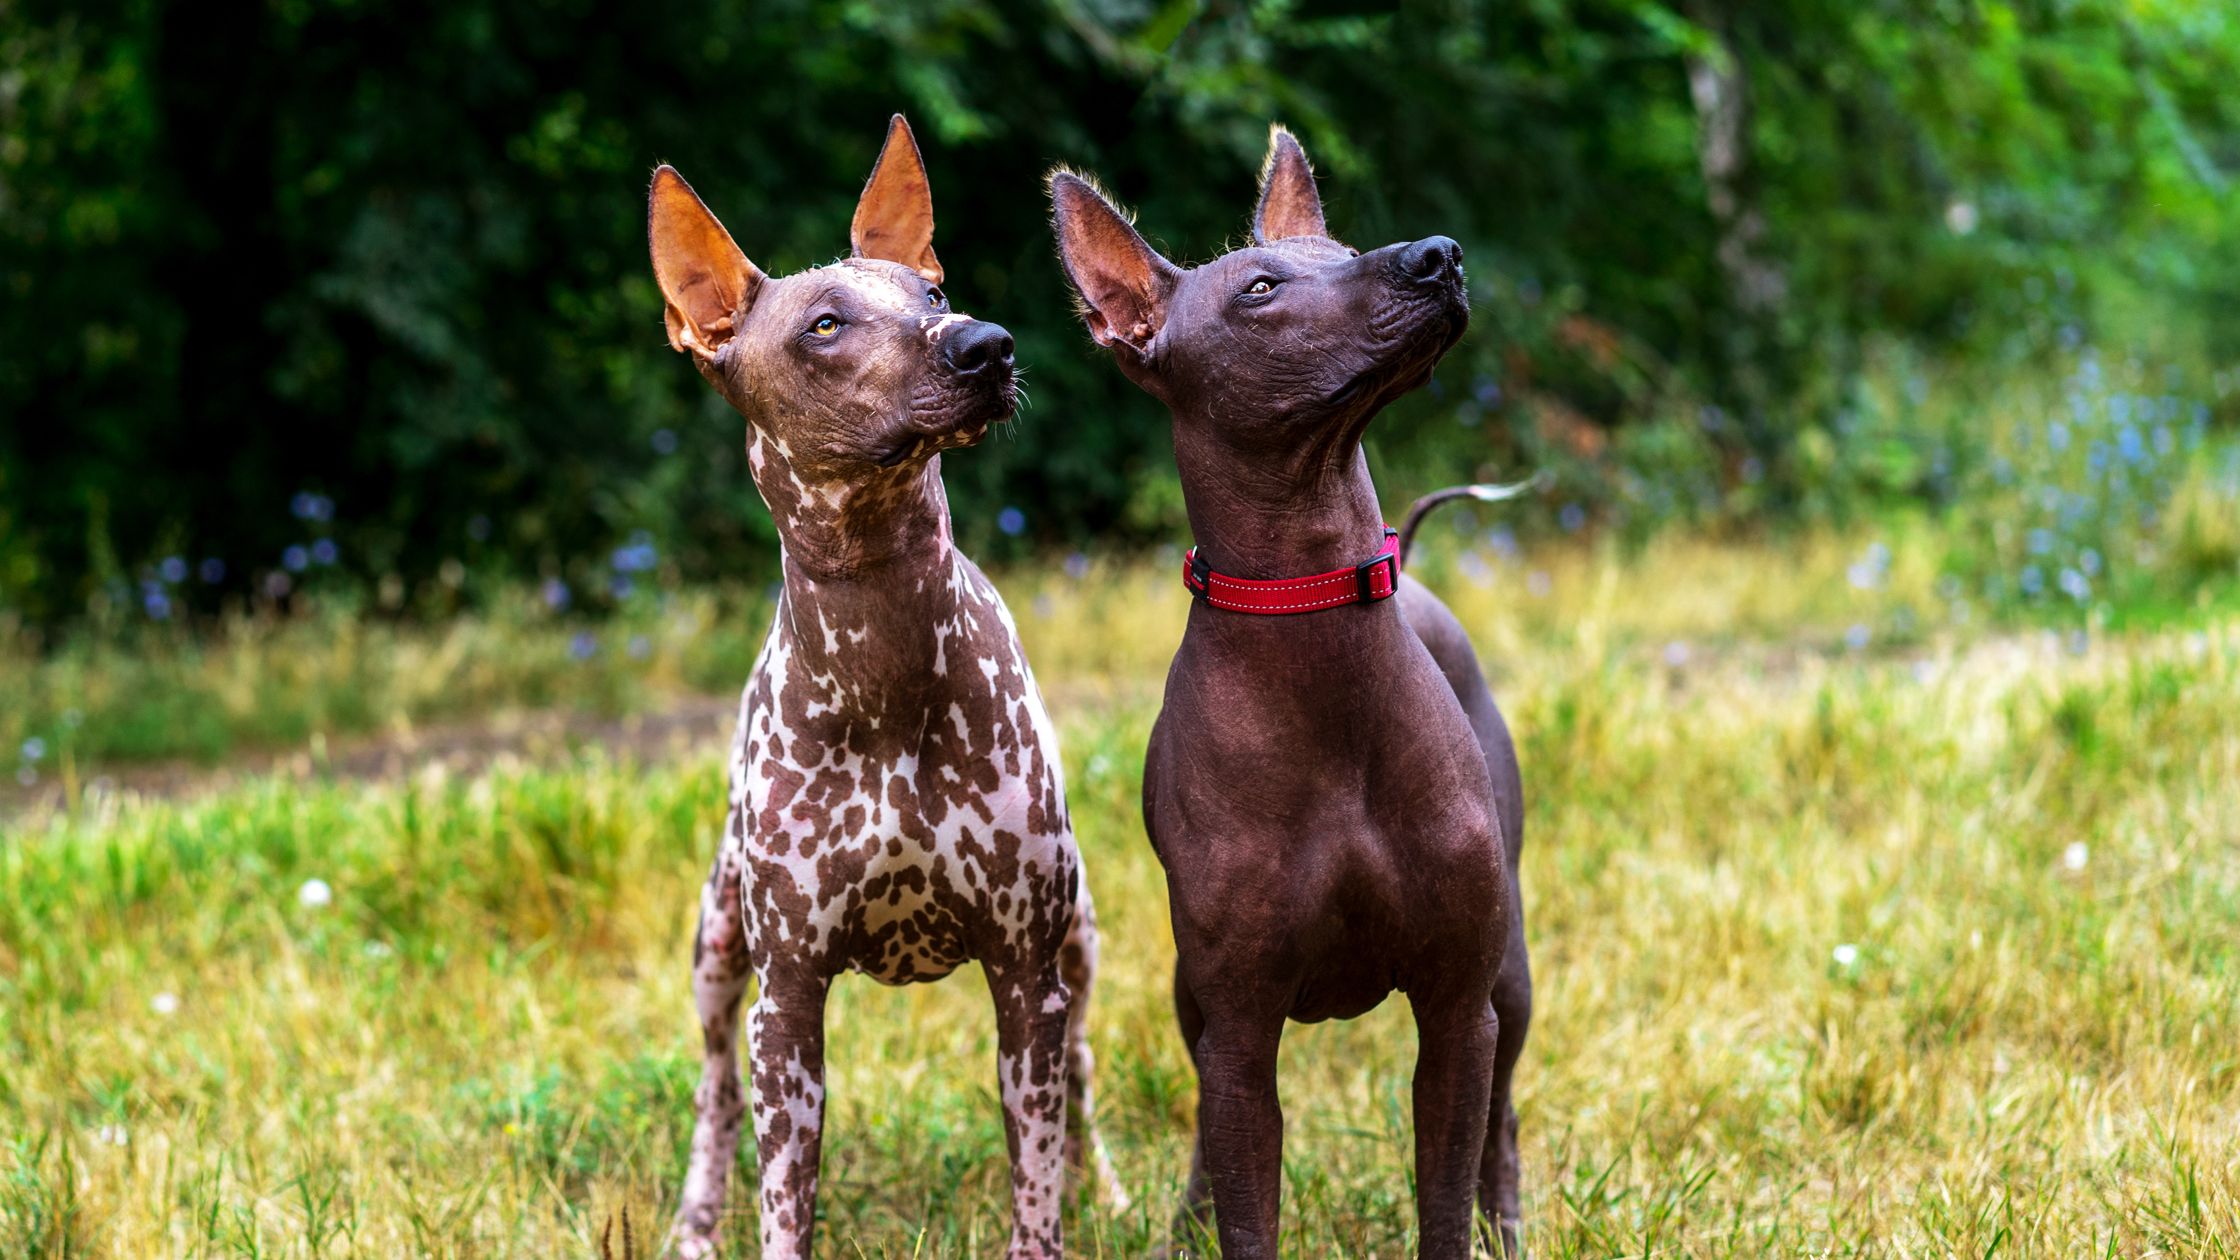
left=1354, top=539, right=1399, bottom=604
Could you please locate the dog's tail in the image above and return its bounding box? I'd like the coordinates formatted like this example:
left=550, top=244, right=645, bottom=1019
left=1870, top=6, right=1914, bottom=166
left=1398, top=476, right=1542, bottom=567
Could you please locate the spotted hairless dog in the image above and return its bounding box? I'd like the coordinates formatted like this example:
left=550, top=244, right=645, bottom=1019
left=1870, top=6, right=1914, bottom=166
left=1050, top=128, right=1531, bottom=1258
left=652, top=115, right=1120, bottom=1259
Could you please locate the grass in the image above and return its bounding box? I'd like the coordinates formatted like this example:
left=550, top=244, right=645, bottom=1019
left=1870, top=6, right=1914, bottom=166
left=4, top=529, right=2239, bottom=1256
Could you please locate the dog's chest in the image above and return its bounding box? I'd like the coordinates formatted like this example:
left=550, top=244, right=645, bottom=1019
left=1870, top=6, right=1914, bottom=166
left=728, top=558, right=1072, bottom=983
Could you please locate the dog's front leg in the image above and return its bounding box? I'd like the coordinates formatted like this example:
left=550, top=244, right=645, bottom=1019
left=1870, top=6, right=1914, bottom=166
left=989, top=956, right=1071, bottom=1258
left=1409, top=995, right=1499, bottom=1260
left=1159, top=963, right=1215, bottom=1259
left=675, top=834, right=753, bottom=1257
left=1192, top=1008, right=1286, bottom=1260
left=746, top=964, right=831, bottom=1260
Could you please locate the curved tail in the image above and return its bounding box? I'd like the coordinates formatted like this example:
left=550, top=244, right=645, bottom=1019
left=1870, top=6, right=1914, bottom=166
left=1398, top=477, right=1541, bottom=566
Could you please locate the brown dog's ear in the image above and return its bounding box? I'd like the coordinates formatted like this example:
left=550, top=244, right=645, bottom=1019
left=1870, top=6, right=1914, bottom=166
left=851, top=114, right=943, bottom=284
left=1252, top=124, right=1329, bottom=244
left=649, top=165, right=765, bottom=362
left=1049, top=171, right=1179, bottom=352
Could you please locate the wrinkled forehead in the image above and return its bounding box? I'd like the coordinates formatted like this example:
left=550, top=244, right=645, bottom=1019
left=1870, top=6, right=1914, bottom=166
left=1197, top=236, right=1360, bottom=283
left=764, top=257, right=940, bottom=323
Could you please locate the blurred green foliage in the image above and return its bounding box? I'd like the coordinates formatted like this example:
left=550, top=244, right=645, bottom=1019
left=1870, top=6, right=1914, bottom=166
left=2, top=0, right=2235, bottom=624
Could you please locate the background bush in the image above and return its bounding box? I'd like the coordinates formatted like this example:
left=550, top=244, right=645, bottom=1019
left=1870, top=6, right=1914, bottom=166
left=3, top=0, right=2237, bottom=624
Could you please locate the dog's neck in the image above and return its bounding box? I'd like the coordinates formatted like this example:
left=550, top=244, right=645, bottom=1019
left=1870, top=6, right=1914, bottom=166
left=759, top=454, right=969, bottom=697
left=1173, top=415, right=1388, bottom=580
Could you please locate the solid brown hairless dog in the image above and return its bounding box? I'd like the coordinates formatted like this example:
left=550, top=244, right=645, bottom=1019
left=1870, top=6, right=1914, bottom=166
left=1049, top=128, right=1532, bottom=1258
left=652, top=115, right=1120, bottom=1259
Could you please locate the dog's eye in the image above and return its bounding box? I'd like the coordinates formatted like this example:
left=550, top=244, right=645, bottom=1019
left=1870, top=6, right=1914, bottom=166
left=811, top=316, right=840, bottom=337
left=1245, top=279, right=1275, bottom=297
left=926, top=288, right=945, bottom=309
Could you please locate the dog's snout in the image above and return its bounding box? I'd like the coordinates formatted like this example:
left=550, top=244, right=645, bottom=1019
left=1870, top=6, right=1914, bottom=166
left=943, top=320, right=1015, bottom=378
left=1400, top=235, right=1463, bottom=285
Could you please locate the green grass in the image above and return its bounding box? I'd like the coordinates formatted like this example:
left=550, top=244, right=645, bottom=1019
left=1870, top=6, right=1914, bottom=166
left=4, top=533, right=2238, bottom=1256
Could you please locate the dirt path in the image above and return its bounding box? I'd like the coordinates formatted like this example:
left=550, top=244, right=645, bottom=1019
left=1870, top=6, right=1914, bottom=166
left=1, top=695, right=744, bottom=823
left=0, top=679, right=1165, bottom=823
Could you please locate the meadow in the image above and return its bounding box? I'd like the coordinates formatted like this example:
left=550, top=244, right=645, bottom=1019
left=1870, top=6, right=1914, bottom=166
left=4, top=519, right=2238, bottom=1258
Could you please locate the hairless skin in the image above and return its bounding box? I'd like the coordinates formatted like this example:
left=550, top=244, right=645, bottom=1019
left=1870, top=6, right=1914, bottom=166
left=1049, top=127, right=1531, bottom=1258
left=653, top=115, right=1120, bottom=1260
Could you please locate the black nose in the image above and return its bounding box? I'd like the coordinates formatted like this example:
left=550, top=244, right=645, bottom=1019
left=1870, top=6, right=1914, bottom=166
left=1398, top=235, right=1463, bottom=285
left=943, top=320, right=1015, bottom=377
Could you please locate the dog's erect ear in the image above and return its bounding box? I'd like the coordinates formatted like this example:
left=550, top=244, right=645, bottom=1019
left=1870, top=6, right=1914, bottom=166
left=851, top=114, right=943, bottom=284
left=649, top=165, right=765, bottom=362
left=1049, top=171, right=1179, bottom=352
left=1252, top=124, right=1329, bottom=244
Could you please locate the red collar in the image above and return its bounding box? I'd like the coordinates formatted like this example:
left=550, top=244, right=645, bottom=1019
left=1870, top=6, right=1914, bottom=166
left=1182, top=527, right=1401, bottom=614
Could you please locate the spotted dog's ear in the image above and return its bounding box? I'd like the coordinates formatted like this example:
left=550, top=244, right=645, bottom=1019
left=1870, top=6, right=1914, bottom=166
left=1048, top=170, right=1180, bottom=353
left=851, top=114, right=944, bottom=284
left=1252, top=124, right=1330, bottom=245
left=649, top=165, right=765, bottom=362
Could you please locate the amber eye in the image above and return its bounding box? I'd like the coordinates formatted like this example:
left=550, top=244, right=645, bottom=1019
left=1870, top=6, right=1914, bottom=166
left=812, top=315, right=840, bottom=336
left=926, top=288, right=945, bottom=308
left=1246, top=278, right=1274, bottom=296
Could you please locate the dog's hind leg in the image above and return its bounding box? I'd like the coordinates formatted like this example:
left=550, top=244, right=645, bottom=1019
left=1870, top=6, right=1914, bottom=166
left=989, top=950, right=1073, bottom=1258
left=1479, top=899, right=1533, bottom=1258
left=673, top=824, right=753, bottom=1258
left=1060, top=886, right=1130, bottom=1212
left=745, top=962, right=832, bottom=1260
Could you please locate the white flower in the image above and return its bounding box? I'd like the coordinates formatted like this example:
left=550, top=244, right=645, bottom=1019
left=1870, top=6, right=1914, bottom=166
left=298, top=878, right=334, bottom=909
left=150, top=991, right=180, bottom=1016
left=1663, top=640, right=1691, bottom=667
left=1945, top=200, right=1979, bottom=235
left=1831, top=943, right=1860, bottom=968
left=363, top=940, right=394, bottom=960
left=2063, top=842, right=2089, bottom=871
left=96, top=1124, right=129, bottom=1147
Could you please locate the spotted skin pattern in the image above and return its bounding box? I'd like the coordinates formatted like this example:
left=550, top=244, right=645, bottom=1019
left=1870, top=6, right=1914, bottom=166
left=675, top=545, right=1112, bottom=1259
left=652, top=130, right=1119, bottom=1259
